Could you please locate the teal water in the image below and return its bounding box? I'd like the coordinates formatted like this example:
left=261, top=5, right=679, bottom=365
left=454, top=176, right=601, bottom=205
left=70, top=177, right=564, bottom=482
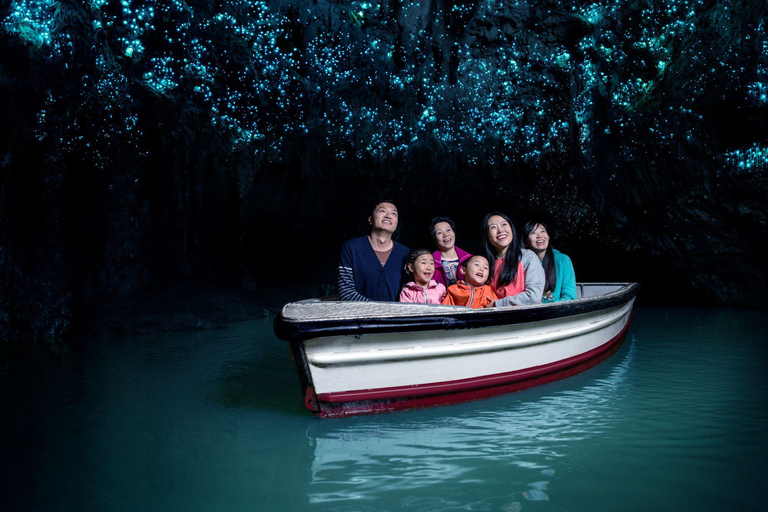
left=2, top=306, right=767, bottom=511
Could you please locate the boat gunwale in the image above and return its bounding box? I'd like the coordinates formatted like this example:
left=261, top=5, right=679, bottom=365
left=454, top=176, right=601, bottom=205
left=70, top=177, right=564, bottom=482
left=275, top=282, right=640, bottom=343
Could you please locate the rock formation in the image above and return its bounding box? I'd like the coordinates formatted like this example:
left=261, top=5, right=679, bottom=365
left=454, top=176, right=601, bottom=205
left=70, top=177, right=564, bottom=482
left=1, top=0, right=766, bottom=341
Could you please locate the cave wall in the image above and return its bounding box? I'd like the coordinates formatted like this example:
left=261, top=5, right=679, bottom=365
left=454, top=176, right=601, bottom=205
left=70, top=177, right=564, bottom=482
left=1, top=0, right=767, bottom=341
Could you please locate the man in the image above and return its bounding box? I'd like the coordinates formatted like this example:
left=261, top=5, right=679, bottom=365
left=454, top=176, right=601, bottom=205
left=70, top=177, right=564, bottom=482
left=338, top=200, right=410, bottom=301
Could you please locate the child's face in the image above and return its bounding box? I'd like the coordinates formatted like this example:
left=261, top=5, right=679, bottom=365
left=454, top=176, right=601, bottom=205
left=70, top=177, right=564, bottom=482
left=463, top=256, right=490, bottom=286
left=408, top=254, right=435, bottom=286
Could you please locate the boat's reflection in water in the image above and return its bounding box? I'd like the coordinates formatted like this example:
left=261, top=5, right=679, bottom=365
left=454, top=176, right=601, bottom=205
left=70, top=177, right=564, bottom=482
left=302, top=336, right=635, bottom=506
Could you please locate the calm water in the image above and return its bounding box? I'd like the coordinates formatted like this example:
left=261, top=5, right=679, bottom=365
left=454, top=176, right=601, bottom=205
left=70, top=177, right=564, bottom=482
left=2, top=306, right=768, bottom=511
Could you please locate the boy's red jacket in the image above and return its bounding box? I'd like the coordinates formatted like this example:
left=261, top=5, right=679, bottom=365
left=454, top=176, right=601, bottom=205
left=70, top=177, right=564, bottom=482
left=442, top=282, right=498, bottom=309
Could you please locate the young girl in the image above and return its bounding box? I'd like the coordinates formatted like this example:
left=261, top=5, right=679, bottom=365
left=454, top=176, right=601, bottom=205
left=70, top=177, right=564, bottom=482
left=399, top=249, right=447, bottom=304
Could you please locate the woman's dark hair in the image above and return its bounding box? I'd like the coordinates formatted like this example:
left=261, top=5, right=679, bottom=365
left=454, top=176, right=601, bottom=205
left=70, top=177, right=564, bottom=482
left=429, top=216, right=456, bottom=238
left=481, top=211, right=522, bottom=288
left=404, top=248, right=432, bottom=276
left=523, top=221, right=557, bottom=293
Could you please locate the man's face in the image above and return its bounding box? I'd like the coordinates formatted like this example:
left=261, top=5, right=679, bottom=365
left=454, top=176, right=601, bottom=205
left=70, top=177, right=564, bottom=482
left=369, top=202, right=398, bottom=233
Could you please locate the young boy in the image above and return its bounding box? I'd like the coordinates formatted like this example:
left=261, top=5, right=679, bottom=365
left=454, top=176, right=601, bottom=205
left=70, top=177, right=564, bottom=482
left=441, top=255, right=498, bottom=308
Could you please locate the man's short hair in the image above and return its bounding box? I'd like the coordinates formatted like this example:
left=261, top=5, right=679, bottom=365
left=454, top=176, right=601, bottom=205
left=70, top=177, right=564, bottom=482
left=372, top=199, right=397, bottom=214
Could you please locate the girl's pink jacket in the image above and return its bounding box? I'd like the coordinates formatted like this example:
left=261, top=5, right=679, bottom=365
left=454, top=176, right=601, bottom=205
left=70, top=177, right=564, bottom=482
left=398, top=280, right=447, bottom=304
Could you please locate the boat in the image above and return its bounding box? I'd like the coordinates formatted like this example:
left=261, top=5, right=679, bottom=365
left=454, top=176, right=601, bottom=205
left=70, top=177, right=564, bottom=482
left=274, top=282, right=639, bottom=418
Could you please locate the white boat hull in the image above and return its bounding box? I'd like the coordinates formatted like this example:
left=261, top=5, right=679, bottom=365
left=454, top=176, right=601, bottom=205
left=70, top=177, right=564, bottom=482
left=275, top=283, right=639, bottom=417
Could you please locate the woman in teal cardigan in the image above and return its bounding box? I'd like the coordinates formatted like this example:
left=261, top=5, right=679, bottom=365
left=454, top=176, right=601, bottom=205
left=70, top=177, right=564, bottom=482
left=523, top=221, right=577, bottom=302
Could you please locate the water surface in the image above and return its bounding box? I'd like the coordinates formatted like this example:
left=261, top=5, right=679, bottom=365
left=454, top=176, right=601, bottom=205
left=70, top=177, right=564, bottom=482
left=2, top=306, right=767, bottom=511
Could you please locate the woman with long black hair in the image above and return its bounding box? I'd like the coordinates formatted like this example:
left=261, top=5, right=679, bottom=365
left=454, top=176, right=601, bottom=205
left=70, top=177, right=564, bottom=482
left=523, top=221, right=577, bottom=302
left=481, top=212, right=544, bottom=306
